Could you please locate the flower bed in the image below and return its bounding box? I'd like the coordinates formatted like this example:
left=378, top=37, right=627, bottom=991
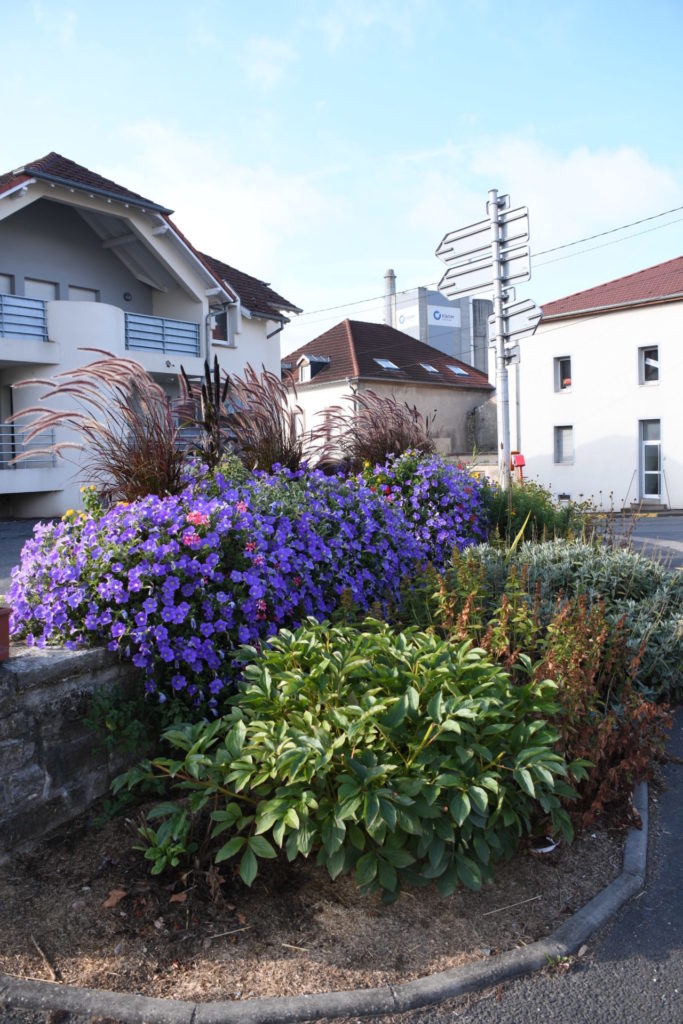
left=8, top=457, right=487, bottom=709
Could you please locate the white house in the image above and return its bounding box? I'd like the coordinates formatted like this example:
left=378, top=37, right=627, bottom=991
left=282, top=319, right=495, bottom=458
left=513, top=256, right=683, bottom=510
left=0, top=152, right=300, bottom=517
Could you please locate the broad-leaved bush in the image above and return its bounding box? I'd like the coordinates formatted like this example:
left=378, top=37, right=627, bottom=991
left=116, top=619, right=580, bottom=900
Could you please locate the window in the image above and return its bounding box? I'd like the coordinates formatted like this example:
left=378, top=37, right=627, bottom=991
left=24, top=278, right=58, bottom=300
left=554, top=356, right=572, bottom=391
left=374, top=357, right=399, bottom=370
left=420, top=363, right=439, bottom=374
left=68, top=286, right=99, bottom=302
left=0, top=274, right=14, bottom=295
left=299, top=361, right=311, bottom=383
left=639, top=346, right=659, bottom=384
left=553, top=425, right=573, bottom=464
left=447, top=364, right=469, bottom=376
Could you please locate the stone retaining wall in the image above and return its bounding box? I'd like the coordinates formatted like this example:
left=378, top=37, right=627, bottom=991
left=0, top=645, right=139, bottom=860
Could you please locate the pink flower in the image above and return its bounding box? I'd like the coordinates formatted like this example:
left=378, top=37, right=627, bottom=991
left=245, top=541, right=257, bottom=553
left=186, top=510, right=209, bottom=527
left=182, top=530, right=200, bottom=547
left=236, top=501, right=248, bottom=514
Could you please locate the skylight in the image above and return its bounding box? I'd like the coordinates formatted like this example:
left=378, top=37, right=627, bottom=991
left=448, top=364, right=469, bottom=376
left=374, top=357, right=399, bottom=370
left=420, top=363, right=439, bottom=373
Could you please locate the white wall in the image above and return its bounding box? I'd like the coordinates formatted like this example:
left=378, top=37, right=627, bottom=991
left=516, top=301, right=683, bottom=509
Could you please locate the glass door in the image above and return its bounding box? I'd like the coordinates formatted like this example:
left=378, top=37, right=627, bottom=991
left=640, top=419, right=661, bottom=500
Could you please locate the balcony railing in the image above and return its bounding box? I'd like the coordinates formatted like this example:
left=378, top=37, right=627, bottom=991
left=0, top=425, right=56, bottom=469
left=125, top=313, right=200, bottom=356
left=0, top=293, right=48, bottom=341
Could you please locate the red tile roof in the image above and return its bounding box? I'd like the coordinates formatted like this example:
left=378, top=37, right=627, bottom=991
left=200, top=252, right=302, bottom=319
left=1, top=153, right=300, bottom=317
left=0, top=152, right=171, bottom=212
left=542, top=255, right=683, bottom=319
left=283, top=320, right=492, bottom=391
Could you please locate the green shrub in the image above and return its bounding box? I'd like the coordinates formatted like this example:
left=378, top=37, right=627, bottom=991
left=116, top=619, right=580, bottom=901
left=482, top=480, right=589, bottom=544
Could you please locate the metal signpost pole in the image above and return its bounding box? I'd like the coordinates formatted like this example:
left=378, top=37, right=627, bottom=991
left=488, top=189, right=511, bottom=491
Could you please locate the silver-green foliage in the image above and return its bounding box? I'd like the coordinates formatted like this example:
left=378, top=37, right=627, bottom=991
left=117, top=619, right=581, bottom=901
left=467, top=540, right=683, bottom=700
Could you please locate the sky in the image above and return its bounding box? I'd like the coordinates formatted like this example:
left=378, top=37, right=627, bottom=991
left=4, top=0, right=683, bottom=355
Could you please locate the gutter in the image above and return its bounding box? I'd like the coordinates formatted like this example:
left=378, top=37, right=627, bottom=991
left=24, top=169, right=173, bottom=214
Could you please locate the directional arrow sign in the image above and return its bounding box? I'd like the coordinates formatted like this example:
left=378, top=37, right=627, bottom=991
left=438, top=244, right=530, bottom=299
left=489, top=297, right=542, bottom=343
left=437, top=205, right=529, bottom=267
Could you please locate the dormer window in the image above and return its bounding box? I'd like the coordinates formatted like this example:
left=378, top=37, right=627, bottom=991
left=374, top=357, right=399, bottom=370
left=299, top=361, right=311, bottom=383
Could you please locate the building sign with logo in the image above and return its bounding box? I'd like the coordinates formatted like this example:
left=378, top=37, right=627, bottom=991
left=428, top=304, right=461, bottom=328
left=396, top=306, right=420, bottom=330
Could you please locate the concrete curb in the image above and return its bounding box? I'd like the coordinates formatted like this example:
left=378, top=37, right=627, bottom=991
left=0, top=781, right=649, bottom=1024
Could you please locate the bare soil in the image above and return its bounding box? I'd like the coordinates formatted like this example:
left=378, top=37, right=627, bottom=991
left=0, top=804, right=627, bottom=1005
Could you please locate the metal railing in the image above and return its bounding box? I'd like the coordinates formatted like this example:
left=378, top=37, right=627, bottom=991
left=0, top=424, right=56, bottom=469
left=125, top=313, right=200, bottom=356
left=0, top=293, right=48, bottom=341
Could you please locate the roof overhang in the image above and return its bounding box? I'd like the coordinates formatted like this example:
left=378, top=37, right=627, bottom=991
left=542, top=291, right=683, bottom=322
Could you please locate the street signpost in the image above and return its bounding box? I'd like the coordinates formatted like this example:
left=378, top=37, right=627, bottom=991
left=491, top=297, right=542, bottom=343
left=436, top=191, right=538, bottom=490
left=438, top=244, right=530, bottom=299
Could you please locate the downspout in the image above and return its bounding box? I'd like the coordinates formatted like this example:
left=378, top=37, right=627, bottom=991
left=267, top=317, right=286, bottom=340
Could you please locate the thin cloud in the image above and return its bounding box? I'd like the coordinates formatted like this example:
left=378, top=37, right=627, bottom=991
left=32, top=2, right=77, bottom=46
left=319, top=0, right=421, bottom=49
left=240, top=36, right=298, bottom=92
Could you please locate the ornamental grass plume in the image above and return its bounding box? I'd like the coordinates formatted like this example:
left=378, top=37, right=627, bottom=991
left=223, top=364, right=308, bottom=471
left=321, top=389, right=436, bottom=471
left=9, top=349, right=185, bottom=502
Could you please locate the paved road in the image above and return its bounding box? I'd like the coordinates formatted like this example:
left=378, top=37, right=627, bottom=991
left=0, top=519, right=40, bottom=598
left=607, top=513, right=683, bottom=570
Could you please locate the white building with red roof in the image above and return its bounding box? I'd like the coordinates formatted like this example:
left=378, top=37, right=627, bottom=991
left=513, top=256, right=683, bottom=509
left=283, top=319, right=495, bottom=459
left=0, top=153, right=299, bottom=516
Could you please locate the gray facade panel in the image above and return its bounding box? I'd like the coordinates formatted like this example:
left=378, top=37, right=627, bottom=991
left=0, top=199, right=153, bottom=314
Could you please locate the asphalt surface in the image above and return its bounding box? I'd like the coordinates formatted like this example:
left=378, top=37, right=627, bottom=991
left=0, top=519, right=39, bottom=598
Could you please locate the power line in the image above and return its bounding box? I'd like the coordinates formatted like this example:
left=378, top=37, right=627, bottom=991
left=533, top=216, right=683, bottom=268
left=533, top=203, right=683, bottom=257
left=291, top=202, right=683, bottom=322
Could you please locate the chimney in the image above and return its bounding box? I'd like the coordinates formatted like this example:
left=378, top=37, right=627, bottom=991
left=384, top=268, right=396, bottom=327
